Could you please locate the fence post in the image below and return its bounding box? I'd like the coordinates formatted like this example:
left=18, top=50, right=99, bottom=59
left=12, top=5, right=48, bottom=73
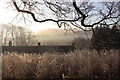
left=9, top=41, right=12, bottom=46
left=72, top=42, right=75, bottom=47
left=38, top=42, right=41, bottom=46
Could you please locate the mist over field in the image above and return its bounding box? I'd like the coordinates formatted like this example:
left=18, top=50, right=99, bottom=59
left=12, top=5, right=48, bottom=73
left=35, top=29, right=92, bottom=45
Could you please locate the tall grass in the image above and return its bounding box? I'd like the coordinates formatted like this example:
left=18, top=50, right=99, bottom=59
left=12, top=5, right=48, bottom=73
left=2, top=50, right=120, bottom=79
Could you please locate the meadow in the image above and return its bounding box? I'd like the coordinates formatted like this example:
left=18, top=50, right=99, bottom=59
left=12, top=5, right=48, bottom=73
left=2, top=50, right=120, bottom=79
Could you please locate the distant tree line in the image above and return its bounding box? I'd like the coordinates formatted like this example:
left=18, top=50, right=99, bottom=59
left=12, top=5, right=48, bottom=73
left=91, top=25, right=120, bottom=51
left=72, top=25, right=120, bottom=51
left=0, top=24, right=36, bottom=46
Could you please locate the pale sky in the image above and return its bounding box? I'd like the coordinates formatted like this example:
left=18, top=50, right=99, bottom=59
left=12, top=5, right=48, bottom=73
left=0, top=0, right=119, bottom=32
left=0, top=0, right=59, bottom=32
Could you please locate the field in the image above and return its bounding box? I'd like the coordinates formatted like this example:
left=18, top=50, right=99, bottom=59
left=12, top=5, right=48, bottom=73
left=2, top=50, right=120, bottom=79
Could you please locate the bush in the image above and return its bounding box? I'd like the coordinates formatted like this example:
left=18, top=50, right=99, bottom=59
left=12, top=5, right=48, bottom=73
left=72, top=38, right=90, bottom=50
left=91, top=25, right=120, bottom=51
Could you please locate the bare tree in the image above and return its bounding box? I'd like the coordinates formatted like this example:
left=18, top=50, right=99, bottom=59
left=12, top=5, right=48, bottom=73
left=10, top=0, right=119, bottom=34
left=1, top=24, right=11, bottom=46
left=0, top=24, right=36, bottom=46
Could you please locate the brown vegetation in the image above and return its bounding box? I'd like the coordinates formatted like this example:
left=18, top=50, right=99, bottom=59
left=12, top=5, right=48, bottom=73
left=2, top=50, right=120, bottom=79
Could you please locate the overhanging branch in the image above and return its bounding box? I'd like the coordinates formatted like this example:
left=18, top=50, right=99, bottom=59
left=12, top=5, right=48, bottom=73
left=73, top=0, right=93, bottom=27
left=73, top=0, right=117, bottom=28
left=12, top=1, right=81, bottom=28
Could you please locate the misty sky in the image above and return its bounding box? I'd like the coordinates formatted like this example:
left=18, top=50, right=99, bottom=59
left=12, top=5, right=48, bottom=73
left=0, top=0, right=119, bottom=32
left=0, top=0, right=59, bottom=32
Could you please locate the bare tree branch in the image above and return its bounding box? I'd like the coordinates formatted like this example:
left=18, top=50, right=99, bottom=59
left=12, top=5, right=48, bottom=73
left=12, top=1, right=82, bottom=28
left=11, top=0, right=119, bottom=32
